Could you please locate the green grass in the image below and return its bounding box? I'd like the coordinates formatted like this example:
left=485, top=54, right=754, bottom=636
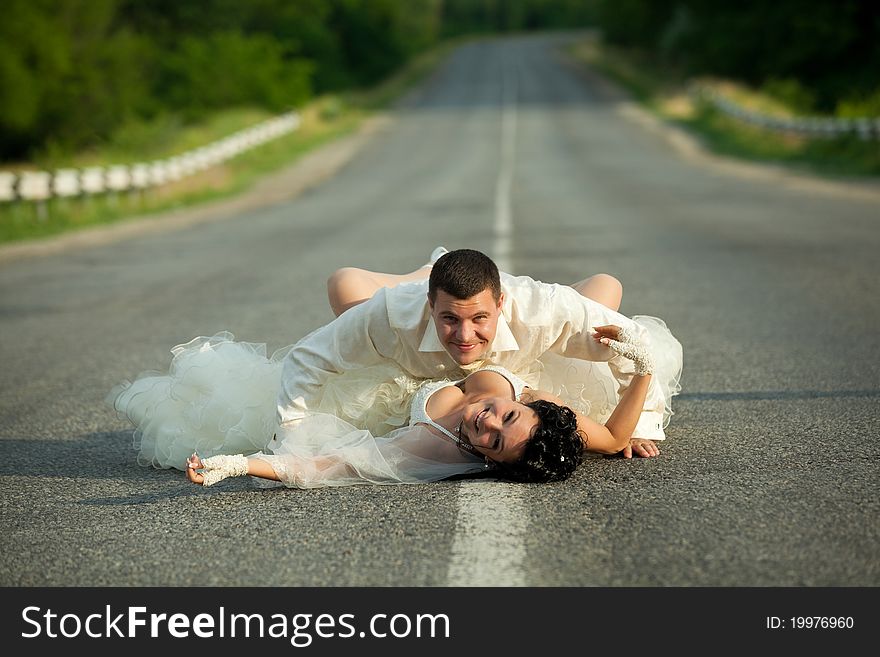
left=0, top=40, right=463, bottom=245
left=567, top=39, right=880, bottom=179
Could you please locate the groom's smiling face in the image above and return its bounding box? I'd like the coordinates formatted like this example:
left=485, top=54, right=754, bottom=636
left=429, top=288, right=503, bottom=365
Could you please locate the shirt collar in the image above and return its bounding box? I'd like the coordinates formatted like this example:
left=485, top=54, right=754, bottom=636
left=418, top=312, right=520, bottom=355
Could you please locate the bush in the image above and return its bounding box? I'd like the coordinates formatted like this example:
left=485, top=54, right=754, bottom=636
left=160, top=32, right=313, bottom=120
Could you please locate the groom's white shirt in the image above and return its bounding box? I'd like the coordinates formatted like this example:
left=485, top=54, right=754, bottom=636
left=278, top=273, right=668, bottom=439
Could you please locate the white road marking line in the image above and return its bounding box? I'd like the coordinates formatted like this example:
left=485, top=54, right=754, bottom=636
left=447, top=61, right=529, bottom=587
left=493, top=64, right=518, bottom=274
left=447, top=481, right=528, bottom=586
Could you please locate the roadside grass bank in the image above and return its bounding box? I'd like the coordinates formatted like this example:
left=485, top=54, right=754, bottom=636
left=0, top=40, right=459, bottom=245
left=568, top=37, right=880, bottom=179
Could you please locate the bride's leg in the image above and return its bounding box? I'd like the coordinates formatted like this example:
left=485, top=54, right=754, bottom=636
left=570, top=273, right=623, bottom=311
left=328, top=266, right=431, bottom=316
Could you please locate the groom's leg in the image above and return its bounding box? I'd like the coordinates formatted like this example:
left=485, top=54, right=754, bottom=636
left=327, top=266, right=430, bottom=316
left=329, top=267, right=621, bottom=316
left=570, top=273, right=623, bottom=311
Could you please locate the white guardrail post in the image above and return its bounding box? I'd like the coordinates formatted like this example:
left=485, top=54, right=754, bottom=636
left=0, top=172, right=16, bottom=202
left=0, top=111, right=300, bottom=210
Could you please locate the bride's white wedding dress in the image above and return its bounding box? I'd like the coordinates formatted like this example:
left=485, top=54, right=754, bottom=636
left=107, top=317, right=681, bottom=487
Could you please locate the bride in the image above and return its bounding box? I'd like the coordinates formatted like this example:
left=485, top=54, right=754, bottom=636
left=109, top=323, right=656, bottom=488
left=180, top=323, right=653, bottom=487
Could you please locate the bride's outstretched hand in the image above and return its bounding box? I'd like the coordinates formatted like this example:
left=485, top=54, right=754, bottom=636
left=591, top=324, right=654, bottom=376
left=622, top=438, right=660, bottom=459
left=185, top=453, right=249, bottom=486
left=186, top=453, right=205, bottom=485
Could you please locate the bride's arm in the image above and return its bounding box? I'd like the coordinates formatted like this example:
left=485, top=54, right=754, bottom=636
left=523, top=379, right=650, bottom=456
left=186, top=452, right=362, bottom=487
left=523, top=325, right=658, bottom=457
left=185, top=423, right=482, bottom=488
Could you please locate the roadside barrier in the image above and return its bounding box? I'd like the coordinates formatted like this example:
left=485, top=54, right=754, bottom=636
left=690, top=85, right=880, bottom=140
left=1, top=111, right=300, bottom=205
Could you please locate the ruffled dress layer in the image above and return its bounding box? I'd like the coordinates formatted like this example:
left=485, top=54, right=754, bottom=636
left=107, top=332, right=288, bottom=470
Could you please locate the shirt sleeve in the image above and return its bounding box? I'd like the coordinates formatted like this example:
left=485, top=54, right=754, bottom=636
left=276, top=291, right=399, bottom=426
left=544, top=285, right=668, bottom=440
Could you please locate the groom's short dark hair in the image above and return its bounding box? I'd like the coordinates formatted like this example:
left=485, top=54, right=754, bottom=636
left=428, top=249, right=501, bottom=303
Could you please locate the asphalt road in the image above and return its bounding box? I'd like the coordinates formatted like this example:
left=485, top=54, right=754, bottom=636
left=1, top=34, right=878, bottom=588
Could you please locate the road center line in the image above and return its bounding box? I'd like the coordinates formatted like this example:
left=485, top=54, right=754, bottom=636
left=447, top=62, right=528, bottom=587
left=446, top=482, right=529, bottom=586
left=493, top=65, right=518, bottom=274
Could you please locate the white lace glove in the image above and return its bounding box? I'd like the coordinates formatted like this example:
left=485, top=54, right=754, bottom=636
left=597, top=326, right=654, bottom=376
left=197, top=454, right=249, bottom=487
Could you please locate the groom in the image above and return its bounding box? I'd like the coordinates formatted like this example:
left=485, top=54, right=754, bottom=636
left=277, top=248, right=669, bottom=454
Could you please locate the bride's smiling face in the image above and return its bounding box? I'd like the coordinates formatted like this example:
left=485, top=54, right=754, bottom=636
left=459, top=397, right=537, bottom=463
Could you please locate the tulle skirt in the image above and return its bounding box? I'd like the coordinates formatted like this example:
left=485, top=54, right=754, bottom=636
left=106, top=332, right=288, bottom=470
left=107, top=333, right=425, bottom=470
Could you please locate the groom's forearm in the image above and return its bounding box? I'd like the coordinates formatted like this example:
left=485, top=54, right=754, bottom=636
left=548, top=286, right=647, bottom=362
left=547, top=290, right=667, bottom=440
left=276, top=294, right=395, bottom=425
left=277, top=339, right=337, bottom=424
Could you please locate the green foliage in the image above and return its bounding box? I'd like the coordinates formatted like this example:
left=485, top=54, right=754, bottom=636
left=836, top=89, right=880, bottom=118
left=596, top=0, right=674, bottom=48
left=441, top=0, right=595, bottom=34
left=594, top=0, right=880, bottom=114
left=160, top=32, right=312, bottom=117
left=2, top=0, right=602, bottom=162
left=761, top=79, right=817, bottom=114
left=0, top=0, right=154, bottom=157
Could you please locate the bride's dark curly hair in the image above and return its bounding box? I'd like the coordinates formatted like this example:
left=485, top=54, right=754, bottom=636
left=495, top=399, right=584, bottom=483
